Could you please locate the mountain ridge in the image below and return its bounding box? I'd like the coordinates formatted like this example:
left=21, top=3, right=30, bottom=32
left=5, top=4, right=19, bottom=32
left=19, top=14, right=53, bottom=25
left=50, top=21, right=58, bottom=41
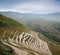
left=0, top=11, right=60, bottom=23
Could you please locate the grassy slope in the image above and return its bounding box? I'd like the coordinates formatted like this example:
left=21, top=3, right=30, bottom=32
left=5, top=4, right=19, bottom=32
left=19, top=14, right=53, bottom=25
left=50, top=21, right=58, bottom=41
left=38, top=32, right=60, bottom=55
left=0, top=36, right=15, bottom=55
left=0, top=14, right=28, bottom=55
left=0, top=14, right=29, bottom=35
left=0, top=14, right=22, bottom=27
left=48, top=43, right=60, bottom=55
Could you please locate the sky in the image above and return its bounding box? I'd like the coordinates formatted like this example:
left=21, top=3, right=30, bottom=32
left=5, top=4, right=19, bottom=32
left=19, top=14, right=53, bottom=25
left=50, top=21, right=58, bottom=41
left=0, top=0, right=60, bottom=14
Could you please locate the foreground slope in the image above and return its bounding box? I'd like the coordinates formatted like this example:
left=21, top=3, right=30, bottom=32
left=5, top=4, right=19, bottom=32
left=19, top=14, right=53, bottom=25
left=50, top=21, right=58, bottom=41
left=0, top=14, right=52, bottom=55
left=0, top=14, right=28, bottom=55
left=0, top=14, right=60, bottom=55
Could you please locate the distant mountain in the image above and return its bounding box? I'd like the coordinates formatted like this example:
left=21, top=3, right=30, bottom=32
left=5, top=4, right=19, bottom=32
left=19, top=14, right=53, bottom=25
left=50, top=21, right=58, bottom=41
left=0, top=11, right=60, bottom=23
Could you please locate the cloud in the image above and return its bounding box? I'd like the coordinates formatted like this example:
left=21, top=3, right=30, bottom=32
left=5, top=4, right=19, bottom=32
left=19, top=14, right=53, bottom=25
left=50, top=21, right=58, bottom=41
left=13, top=1, right=60, bottom=14
left=0, top=0, right=60, bottom=14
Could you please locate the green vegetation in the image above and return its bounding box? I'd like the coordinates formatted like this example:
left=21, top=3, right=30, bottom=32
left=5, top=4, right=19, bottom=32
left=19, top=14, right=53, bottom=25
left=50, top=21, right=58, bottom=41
left=0, top=14, right=22, bottom=27
left=0, top=14, right=28, bottom=55
left=26, top=20, right=60, bottom=55
left=0, top=14, right=29, bottom=36
left=38, top=32, right=60, bottom=55
left=27, top=20, right=60, bottom=43
left=48, top=43, right=60, bottom=55
left=0, top=36, right=15, bottom=55
left=38, top=33, right=50, bottom=42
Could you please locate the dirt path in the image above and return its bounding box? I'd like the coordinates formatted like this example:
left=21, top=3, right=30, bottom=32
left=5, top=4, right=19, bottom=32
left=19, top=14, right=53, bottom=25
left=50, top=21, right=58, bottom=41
left=2, top=41, right=30, bottom=55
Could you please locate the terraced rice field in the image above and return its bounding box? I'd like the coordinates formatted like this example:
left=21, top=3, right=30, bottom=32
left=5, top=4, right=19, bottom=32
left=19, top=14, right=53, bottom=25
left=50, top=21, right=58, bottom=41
left=2, top=29, right=52, bottom=55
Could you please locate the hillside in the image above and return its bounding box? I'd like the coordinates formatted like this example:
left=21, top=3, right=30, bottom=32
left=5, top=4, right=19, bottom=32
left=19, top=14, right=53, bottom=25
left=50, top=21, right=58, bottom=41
left=0, top=12, right=60, bottom=37
left=0, top=14, right=60, bottom=55
left=0, top=14, right=28, bottom=55
left=26, top=19, right=60, bottom=43
left=0, top=14, right=22, bottom=27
